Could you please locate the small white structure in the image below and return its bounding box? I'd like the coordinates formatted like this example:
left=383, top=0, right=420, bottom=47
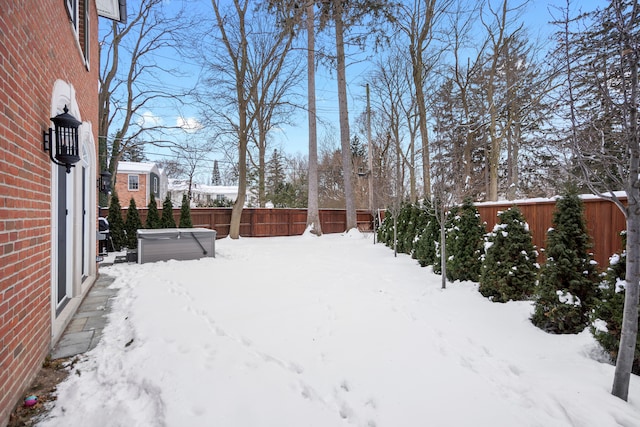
left=168, top=179, right=255, bottom=207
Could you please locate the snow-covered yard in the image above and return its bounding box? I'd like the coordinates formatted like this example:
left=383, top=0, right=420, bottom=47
left=39, top=231, right=640, bottom=427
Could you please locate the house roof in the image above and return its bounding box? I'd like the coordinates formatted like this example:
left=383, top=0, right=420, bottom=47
left=117, top=161, right=158, bottom=174
left=168, top=179, right=238, bottom=195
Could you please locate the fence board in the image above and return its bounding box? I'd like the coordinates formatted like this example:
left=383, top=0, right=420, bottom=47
left=476, top=197, right=626, bottom=268
left=100, top=207, right=375, bottom=240
left=101, top=196, right=627, bottom=269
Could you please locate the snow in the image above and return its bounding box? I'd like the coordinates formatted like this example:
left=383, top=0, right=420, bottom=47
left=556, top=290, right=581, bottom=306
left=38, top=232, right=640, bottom=427
left=473, top=191, right=627, bottom=206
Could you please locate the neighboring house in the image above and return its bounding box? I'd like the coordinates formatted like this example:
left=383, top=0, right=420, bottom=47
left=115, top=161, right=168, bottom=208
left=167, top=179, right=253, bottom=207
left=0, top=1, right=125, bottom=425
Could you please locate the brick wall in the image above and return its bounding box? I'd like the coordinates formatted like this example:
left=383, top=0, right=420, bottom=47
left=115, top=172, right=149, bottom=208
left=0, top=1, right=99, bottom=425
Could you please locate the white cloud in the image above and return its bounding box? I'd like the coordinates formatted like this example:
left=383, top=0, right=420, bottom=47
left=176, top=116, right=203, bottom=133
left=137, top=111, right=163, bottom=129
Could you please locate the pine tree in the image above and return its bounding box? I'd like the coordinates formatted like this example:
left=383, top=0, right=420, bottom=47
left=160, top=194, right=176, bottom=228
left=591, top=232, right=640, bottom=374
left=146, top=193, right=160, bottom=229
left=124, top=198, right=142, bottom=249
left=179, top=194, right=193, bottom=228
left=479, top=206, right=539, bottom=302
left=446, top=198, right=485, bottom=282
left=414, top=202, right=440, bottom=268
left=107, top=192, right=125, bottom=251
left=531, top=187, right=600, bottom=334
left=266, top=149, right=286, bottom=204
left=211, top=160, right=222, bottom=186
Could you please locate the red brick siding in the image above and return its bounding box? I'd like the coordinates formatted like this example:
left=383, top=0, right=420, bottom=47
left=115, top=172, right=149, bottom=208
left=0, top=1, right=99, bottom=424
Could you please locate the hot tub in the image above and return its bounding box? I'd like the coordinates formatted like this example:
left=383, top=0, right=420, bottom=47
left=137, top=228, right=216, bottom=264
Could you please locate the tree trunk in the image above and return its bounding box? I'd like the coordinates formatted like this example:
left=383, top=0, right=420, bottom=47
left=230, top=123, right=248, bottom=238
left=485, top=0, right=507, bottom=202
left=440, top=205, right=446, bottom=289
left=306, top=2, right=322, bottom=235
left=612, top=18, right=640, bottom=399
left=613, top=208, right=640, bottom=400
left=413, top=55, right=431, bottom=200
left=334, top=1, right=357, bottom=231
left=258, top=126, right=266, bottom=207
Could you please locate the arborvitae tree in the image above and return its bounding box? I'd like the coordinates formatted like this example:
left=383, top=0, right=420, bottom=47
left=408, top=202, right=429, bottom=259
left=591, top=232, right=640, bottom=374
left=145, top=193, right=160, bottom=229
left=433, top=207, right=459, bottom=275
left=160, top=193, right=176, bottom=228
left=179, top=194, right=193, bottom=228
left=445, top=198, right=486, bottom=282
left=479, top=206, right=539, bottom=302
left=377, top=209, right=394, bottom=247
left=124, top=198, right=142, bottom=249
left=414, top=203, right=440, bottom=268
left=107, top=192, right=125, bottom=251
left=395, top=202, right=421, bottom=255
left=531, top=187, right=600, bottom=334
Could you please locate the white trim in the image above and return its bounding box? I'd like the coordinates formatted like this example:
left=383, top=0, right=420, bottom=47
left=49, top=80, right=98, bottom=345
left=128, top=174, right=140, bottom=191
left=65, top=0, right=79, bottom=31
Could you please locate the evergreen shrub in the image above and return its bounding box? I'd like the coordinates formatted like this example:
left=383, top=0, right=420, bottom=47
left=479, top=206, right=539, bottom=302
left=591, top=232, right=640, bottom=373
left=414, top=202, right=440, bottom=268
left=531, top=187, right=600, bottom=334
left=161, top=194, right=176, bottom=228
left=107, top=192, right=125, bottom=251
left=445, top=198, right=485, bottom=282
left=124, top=198, right=142, bottom=249
left=179, top=194, right=193, bottom=228
left=146, top=193, right=161, bottom=229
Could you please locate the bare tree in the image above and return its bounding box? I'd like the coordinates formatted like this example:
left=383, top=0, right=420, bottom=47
left=318, top=0, right=397, bottom=231
left=201, top=0, right=298, bottom=238
left=99, top=0, right=193, bottom=199
left=479, top=0, right=529, bottom=201
left=369, top=50, right=420, bottom=201
left=246, top=12, right=303, bottom=207
left=552, top=0, right=640, bottom=401
left=394, top=0, right=454, bottom=200
left=306, top=1, right=322, bottom=235
left=171, top=136, right=214, bottom=201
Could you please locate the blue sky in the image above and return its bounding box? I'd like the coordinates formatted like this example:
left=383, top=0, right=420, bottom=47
left=107, top=0, right=606, bottom=182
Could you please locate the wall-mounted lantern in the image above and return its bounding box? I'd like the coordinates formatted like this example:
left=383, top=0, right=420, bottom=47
left=43, top=105, right=81, bottom=173
left=98, top=170, right=112, bottom=194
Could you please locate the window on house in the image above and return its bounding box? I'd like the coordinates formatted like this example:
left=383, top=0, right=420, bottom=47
left=128, top=175, right=139, bottom=191
left=153, top=177, right=158, bottom=194
left=65, top=0, right=90, bottom=68
left=82, top=0, right=90, bottom=66
left=65, top=0, right=79, bottom=31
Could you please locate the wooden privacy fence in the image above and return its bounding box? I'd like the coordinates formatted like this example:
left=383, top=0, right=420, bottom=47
left=101, top=196, right=627, bottom=268
left=475, top=196, right=627, bottom=268
left=99, top=207, right=375, bottom=239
